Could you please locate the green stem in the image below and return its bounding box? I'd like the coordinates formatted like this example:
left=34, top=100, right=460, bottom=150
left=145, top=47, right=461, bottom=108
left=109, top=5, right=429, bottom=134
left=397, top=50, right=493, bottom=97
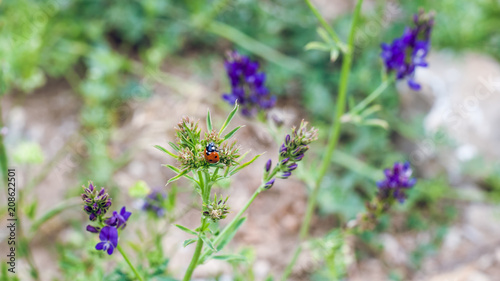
left=304, top=0, right=346, bottom=51
left=281, top=1, right=364, bottom=279
left=197, top=185, right=263, bottom=264
left=350, top=78, right=392, bottom=115
left=117, top=245, right=145, bottom=281
left=182, top=236, right=204, bottom=281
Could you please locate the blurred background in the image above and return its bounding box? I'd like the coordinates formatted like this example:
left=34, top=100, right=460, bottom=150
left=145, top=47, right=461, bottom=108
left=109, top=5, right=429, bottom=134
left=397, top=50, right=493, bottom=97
left=1, top=0, right=500, bottom=280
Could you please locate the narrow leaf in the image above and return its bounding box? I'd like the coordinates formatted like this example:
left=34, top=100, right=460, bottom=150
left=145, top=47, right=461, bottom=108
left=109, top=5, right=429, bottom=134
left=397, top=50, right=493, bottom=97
left=304, top=41, right=330, bottom=51
left=230, top=153, right=263, bottom=176
left=212, top=255, right=246, bottom=262
left=206, top=109, right=213, bottom=132
left=174, top=224, right=198, bottom=236
left=362, top=119, right=389, bottom=130
left=154, top=145, right=178, bottom=159
left=169, top=142, right=180, bottom=152
left=219, top=102, right=239, bottom=136
left=167, top=169, right=189, bottom=185
left=317, top=27, right=332, bottom=44
left=163, top=164, right=180, bottom=173
left=183, top=238, right=197, bottom=248
left=217, top=217, right=247, bottom=251
left=223, top=126, right=243, bottom=141
left=200, top=235, right=216, bottom=251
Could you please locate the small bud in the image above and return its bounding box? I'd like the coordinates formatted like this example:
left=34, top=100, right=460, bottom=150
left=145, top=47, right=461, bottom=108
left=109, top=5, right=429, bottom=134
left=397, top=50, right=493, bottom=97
left=280, top=172, right=292, bottom=179
left=281, top=158, right=289, bottom=165
left=265, top=159, right=272, bottom=172
left=264, top=178, right=275, bottom=189
left=89, top=213, right=97, bottom=221
left=86, top=225, right=100, bottom=233
left=280, top=144, right=287, bottom=155
left=285, top=134, right=291, bottom=145
left=294, top=154, right=304, bottom=161
left=287, top=163, right=298, bottom=171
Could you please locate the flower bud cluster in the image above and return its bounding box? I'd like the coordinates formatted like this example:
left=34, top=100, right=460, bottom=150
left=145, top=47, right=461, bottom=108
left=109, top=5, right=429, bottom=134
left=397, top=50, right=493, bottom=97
left=81, top=182, right=112, bottom=221
left=263, top=120, right=318, bottom=189
left=203, top=194, right=230, bottom=222
left=175, top=117, right=241, bottom=170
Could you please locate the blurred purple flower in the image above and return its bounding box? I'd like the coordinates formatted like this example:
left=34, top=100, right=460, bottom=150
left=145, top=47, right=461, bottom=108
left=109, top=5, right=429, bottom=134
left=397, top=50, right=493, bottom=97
left=95, top=226, right=118, bottom=255
left=381, top=10, right=434, bottom=90
left=377, top=162, right=417, bottom=203
left=105, top=206, right=131, bottom=229
left=142, top=190, right=167, bottom=217
left=222, top=51, right=276, bottom=117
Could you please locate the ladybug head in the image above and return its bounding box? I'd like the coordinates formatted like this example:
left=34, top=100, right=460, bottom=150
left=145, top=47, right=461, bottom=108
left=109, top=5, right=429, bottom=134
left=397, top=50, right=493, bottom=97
left=206, top=142, right=218, bottom=152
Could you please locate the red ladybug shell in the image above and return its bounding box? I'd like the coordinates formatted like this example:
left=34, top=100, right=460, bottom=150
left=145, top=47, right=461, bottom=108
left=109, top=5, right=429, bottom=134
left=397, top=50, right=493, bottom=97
left=204, top=142, right=220, bottom=163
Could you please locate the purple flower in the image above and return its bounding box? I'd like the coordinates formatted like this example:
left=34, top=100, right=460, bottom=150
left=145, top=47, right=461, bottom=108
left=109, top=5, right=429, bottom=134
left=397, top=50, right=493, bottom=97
left=381, top=10, right=434, bottom=90
left=142, top=190, right=166, bottom=217
left=377, top=162, right=417, bottom=203
left=105, top=206, right=132, bottom=229
left=222, top=51, right=276, bottom=117
left=95, top=226, right=118, bottom=255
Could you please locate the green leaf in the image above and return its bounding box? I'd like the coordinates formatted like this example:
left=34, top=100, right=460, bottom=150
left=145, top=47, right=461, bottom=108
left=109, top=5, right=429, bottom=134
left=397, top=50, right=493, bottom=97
left=183, top=238, right=197, bottom=248
left=206, top=108, right=213, bottom=132
left=304, top=41, right=330, bottom=52
left=212, top=254, right=246, bottom=262
left=167, top=169, right=190, bottom=185
left=174, top=224, right=198, bottom=236
left=362, top=119, right=389, bottom=130
left=154, top=145, right=178, bottom=159
left=230, top=153, right=263, bottom=176
left=168, top=142, right=180, bottom=152
left=163, top=164, right=180, bottom=173
left=216, top=217, right=247, bottom=251
left=317, top=27, right=332, bottom=44
left=223, top=125, right=244, bottom=141
left=219, top=102, right=239, bottom=136
left=200, top=235, right=216, bottom=251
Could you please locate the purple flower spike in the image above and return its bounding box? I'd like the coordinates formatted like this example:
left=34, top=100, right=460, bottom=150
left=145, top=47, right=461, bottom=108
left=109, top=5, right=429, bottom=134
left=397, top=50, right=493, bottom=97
left=380, top=10, right=434, bottom=90
left=222, top=51, right=276, bottom=117
left=377, top=161, right=417, bottom=203
left=265, top=159, right=272, bottom=172
left=105, top=206, right=132, bottom=229
left=95, top=226, right=118, bottom=255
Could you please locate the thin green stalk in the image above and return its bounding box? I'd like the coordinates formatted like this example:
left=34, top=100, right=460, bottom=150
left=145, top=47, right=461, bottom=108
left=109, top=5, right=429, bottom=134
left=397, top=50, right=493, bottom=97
left=304, top=0, right=346, bottom=51
left=182, top=236, right=204, bottom=281
left=281, top=1, right=364, bottom=279
left=117, top=245, right=145, bottom=281
left=350, top=78, right=392, bottom=114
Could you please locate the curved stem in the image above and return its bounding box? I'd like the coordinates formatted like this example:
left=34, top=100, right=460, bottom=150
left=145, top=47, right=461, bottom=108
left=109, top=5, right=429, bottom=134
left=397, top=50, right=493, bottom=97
left=280, top=1, right=364, bottom=280
left=117, top=244, right=145, bottom=281
left=304, top=0, right=346, bottom=51
left=350, top=78, right=393, bottom=115
left=182, top=236, right=204, bottom=281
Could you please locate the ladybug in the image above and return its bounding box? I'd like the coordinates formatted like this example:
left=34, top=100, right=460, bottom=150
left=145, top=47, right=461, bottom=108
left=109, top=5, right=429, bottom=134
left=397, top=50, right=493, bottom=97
left=204, top=142, right=220, bottom=164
